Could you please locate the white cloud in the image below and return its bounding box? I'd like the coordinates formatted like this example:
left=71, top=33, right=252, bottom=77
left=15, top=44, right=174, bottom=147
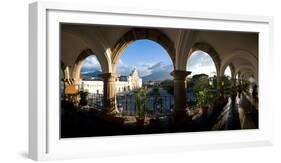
left=137, top=64, right=152, bottom=76
left=116, top=60, right=173, bottom=77
left=116, top=59, right=131, bottom=75
left=188, top=64, right=216, bottom=77
left=148, top=61, right=173, bottom=73
left=81, top=56, right=102, bottom=73
left=83, top=56, right=100, bottom=68
left=117, top=59, right=126, bottom=67
left=224, top=66, right=232, bottom=77
left=187, top=51, right=217, bottom=77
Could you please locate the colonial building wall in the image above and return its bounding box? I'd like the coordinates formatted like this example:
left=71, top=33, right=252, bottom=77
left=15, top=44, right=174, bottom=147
left=80, top=69, right=143, bottom=94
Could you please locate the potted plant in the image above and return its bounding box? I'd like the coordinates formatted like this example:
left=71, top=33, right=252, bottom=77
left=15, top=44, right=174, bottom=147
left=79, top=91, right=89, bottom=107
left=196, top=89, right=210, bottom=117
left=135, top=88, right=148, bottom=127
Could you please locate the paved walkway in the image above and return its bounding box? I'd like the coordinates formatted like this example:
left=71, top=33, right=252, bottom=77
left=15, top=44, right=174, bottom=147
left=237, top=93, right=258, bottom=129
left=212, top=93, right=257, bottom=130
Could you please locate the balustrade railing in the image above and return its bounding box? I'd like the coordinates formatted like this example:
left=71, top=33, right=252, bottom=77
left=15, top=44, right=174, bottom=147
left=116, top=94, right=174, bottom=116
left=87, top=94, right=103, bottom=109
left=85, top=93, right=174, bottom=117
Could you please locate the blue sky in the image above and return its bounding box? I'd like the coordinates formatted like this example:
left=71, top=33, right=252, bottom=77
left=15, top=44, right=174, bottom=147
left=117, top=40, right=171, bottom=66
left=80, top=55, right=102, bottom=73
left=81, top=39, right=224, bottom=77
left=116, top=40, right=173, bottom=77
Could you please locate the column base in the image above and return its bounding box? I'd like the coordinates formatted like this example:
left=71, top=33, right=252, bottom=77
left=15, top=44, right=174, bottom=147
left=102, top=107, right=120, bottom=115
left=173, top=110, right=190, bottom=128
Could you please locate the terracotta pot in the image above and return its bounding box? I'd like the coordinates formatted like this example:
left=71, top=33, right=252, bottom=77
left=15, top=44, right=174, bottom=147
left=149, top=118, right=160, bottom=127
left=202, top=105, right=209, bottom=115
left=136, top=117, right=145, bottom=127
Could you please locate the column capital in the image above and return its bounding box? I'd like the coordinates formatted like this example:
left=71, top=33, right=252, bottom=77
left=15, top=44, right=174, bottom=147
left=170, top=70, right=191, bottom=80
left=99, top=73, right=118, bottom=81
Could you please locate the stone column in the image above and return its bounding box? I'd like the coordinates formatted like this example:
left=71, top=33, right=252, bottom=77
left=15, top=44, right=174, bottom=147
left=170, top=70, right=191, bottom=125
left=231, top=78, right=236, bottom=87
left=238, top=72, right=242, bottom=86
left=101, top=73, right=118, bottom=114
left=217, top=75, right=224, bottom=97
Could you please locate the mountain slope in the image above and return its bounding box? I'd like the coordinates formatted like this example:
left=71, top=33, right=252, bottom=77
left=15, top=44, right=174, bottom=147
left=81, top=70, right=102, bottom=78
left=142, top=71, right=172, bottom=81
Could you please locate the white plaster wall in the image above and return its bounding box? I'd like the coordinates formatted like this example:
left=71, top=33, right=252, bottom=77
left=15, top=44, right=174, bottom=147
left=80, top=80, right=104, bottom=94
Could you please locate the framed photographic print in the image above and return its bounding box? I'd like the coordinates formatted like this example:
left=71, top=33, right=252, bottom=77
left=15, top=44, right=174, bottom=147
left=29, top=1, right=273, bottom=161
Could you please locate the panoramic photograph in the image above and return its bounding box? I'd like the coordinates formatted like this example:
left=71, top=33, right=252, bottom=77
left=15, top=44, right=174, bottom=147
left=60, top=24, right=258, bottom=138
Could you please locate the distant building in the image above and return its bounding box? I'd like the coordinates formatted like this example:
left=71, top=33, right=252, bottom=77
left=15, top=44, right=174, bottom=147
left=143, top=80, right=161, bottom=87
left=80, top=68, right=142, bottom=94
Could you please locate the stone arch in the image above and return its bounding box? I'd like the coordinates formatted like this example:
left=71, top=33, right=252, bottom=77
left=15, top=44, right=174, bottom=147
left=60, top=61, right=71, bottom=84
left=240, top=71, right=256, bottom=83
left=72, top=49, right=104, bottom=84
left=61, top=29, right=111, bottom=75
left=61, top=61, right=66, bottom=79
left=223, top=63, right=235, bottom=79
left=240, top=72, right=255, bottom=83
left=186, top=42, right=221, bottom=76
left=241, top=71, right=254, bottom=78
left=234, top=65, right=257, bottom=80
left=111, top=28, right=176, bottom=72
left=220, top=49, right=257, bottom=77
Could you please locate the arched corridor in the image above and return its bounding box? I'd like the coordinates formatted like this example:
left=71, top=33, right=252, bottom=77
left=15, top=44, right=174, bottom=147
left=60, top=23, right=259, bottom=138
left=212, top=92, right=258, bottom=130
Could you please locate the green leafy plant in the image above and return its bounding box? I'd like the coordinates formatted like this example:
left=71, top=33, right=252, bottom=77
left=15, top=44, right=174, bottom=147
left=135, top=88, right=148, bottom=119
left=196, top=89, right=210, bottom=106
left=79, top=91, right=89, bottom=106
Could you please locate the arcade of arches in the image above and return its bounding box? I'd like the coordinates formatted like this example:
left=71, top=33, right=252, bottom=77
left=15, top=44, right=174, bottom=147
left=61, top=24, right=258, bottom=125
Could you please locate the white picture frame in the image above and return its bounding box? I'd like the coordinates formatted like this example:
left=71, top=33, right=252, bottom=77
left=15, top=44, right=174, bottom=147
left=29, top=1, right=274, bottom=161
